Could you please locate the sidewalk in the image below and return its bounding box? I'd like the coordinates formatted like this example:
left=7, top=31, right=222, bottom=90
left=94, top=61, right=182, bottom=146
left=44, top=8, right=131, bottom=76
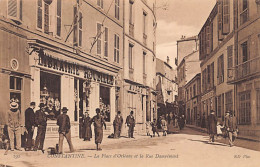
left=186, top=124, right=260, bottom=142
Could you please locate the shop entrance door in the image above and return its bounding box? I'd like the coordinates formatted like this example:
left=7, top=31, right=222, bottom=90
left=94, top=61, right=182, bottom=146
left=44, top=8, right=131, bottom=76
left=78, top=79, right=84, bottom=138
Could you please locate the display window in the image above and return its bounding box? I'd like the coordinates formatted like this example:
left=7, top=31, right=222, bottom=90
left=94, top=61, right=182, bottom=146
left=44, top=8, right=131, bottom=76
left=40, top=71, right=61, bottom=120
left=99, top=86, right=110, bottom=122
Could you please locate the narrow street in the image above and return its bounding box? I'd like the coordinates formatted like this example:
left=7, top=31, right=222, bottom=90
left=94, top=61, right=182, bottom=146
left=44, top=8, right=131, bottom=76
left=1, top=128, right=259, bottom=167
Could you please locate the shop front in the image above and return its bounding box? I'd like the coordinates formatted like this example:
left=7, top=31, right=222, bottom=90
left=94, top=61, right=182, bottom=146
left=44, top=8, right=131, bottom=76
left=29, top=48, right=116, bottom=138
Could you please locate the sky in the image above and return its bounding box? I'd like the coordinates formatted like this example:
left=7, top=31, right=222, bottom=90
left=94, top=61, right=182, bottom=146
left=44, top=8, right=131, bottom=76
left=156, top=0, right=216, bottom=68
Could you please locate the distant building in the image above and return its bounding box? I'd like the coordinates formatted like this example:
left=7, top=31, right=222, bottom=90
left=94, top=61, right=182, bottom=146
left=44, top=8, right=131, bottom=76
left=177, top=37, right=200, bottom=115
left=184, top=73, right=201, bottom=126
left=156, top=58, right=178, bottom=117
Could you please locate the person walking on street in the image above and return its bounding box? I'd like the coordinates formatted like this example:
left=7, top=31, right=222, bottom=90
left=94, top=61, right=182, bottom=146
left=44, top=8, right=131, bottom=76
left=207, top=110, right=217, bottom=143
left=92, top=108, right=106, bottom=151
left=178, top=115, right=185, bottom=130
left=82, top=111, right=92, bottom=141
left=113, top=111, right=123, bottom=139
left=57, top=107, right=74, bottom=153
left=151, top=119, right=160, bottom=137
left=161, top=116, right=167, bottom=136
left=8, top=99, right=22, bottom=151
left=33, top=103, right=48, bottom=153
left=25, top=102, right=36, bottom=151
left=225, top=111, right=238, bottom=147
left=126, top=111, right=135, bottom=138
left=201, top=112, right=206, bottom=128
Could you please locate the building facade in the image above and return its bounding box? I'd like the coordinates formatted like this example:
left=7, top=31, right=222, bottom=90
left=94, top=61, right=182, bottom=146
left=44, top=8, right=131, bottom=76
left=199, top=1, right=235, bottom=124
left=0, top=0, right=123, bottom=138
left=156, top=57, right=178, bottom=117
left=184, top=73, right=201, bottom=126
left=227, top=0, right=260, bottom=137
left=177, top=37, right=200, bottom=115
left=121, top=0, right=157, bottom=135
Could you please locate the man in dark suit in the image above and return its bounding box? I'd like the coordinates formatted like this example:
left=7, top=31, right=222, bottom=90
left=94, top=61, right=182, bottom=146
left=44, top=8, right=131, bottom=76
left=207, top=110, right=217, bottom=143
left=113, top=111, right=123, bottom=138
left=225, top=110, right=238, bottom=147
left=57, top=107, right=74, bottom=153
left=33, top=103, right=48, bottom=153
left=25, top=102, right=35, bottom=151
left=126, top=111, right=135, bottom=138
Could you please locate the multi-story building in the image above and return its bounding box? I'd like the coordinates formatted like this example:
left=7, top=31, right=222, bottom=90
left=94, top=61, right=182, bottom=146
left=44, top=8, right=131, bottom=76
left=177, top=36, right=200, bottom=115
left=199, top=1, right=234, bottom=123
left=0, top=0, right=123, bottom=138
left=121, top=0, right=157, bottom=134
left=184, top=73, right=201, bottom=126
left=227, top=0, right=260, bottom=137
left=156, top=57, right=178, bottom=117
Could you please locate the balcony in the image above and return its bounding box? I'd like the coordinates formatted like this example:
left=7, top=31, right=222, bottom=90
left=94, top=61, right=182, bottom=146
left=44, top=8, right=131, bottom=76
left=143, top=33, right=147, bottom=46
left=227, top=56, right=260, bottom=84
left=129, top=23, right=134, bottom=37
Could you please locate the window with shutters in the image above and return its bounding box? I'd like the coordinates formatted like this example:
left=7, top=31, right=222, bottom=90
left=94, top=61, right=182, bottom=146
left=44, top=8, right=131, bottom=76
left=8, top=0, right=23, bottom=23
left=143, top=52, right=146, bottom=74
left=223, top=0, right=230, bottom=34
left=97, top=0, right=103, bottom=9
left=129, top=44, right=134, bottom=69
left=240, top=0, right=248, bottom=25
left=104, top=27, right=108, bottom=57
left=114, top=34, right=119, bottom=63
left=239, top=91, right=251, bottom=125
left=97, top=23, right=102, bottom=55
left=218, top=0, right=224, bottom=41
left=225, top=91, right=233, bottom=113
left=37, top=0, right=50, bottom=34
left=217, top=55, right=224, bottom=84
left=115, top=0, right=120, bottom=20
left=56, top=0, right=61, bottom=37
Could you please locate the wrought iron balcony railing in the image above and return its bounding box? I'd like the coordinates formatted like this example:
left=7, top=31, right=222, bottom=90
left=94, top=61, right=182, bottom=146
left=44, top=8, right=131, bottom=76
left=227, top=56, right=260, bottom=83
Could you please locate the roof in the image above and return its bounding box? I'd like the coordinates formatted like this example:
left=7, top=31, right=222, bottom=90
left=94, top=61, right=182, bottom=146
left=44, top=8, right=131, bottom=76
left=177, top=36, right=198, bottom=43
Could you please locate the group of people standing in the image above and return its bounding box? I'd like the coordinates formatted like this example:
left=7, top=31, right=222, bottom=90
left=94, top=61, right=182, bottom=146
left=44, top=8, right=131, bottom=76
left=207, top=110, right=238, bottom=147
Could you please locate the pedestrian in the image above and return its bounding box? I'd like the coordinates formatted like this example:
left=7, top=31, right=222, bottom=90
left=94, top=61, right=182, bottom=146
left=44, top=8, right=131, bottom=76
left=167, top=112, right=175, bottom=133
left=178, top=115, right=185, bottom=130
left=33, top=103, right=48, bottom=153
left=25, top=102, right=36, bottom=151
left=57, top=107, right=74, bottom=153
left=201, top=112, right=206, bottom=128
left=196, top=113, right=201, bottom=127
left=92, top=108, right=106, bottom=151
left=216, top=121, right=224, bottom=139
left=151, top=119, right=160, bottom=137
left=145, top=121, right=152, bottom=137
left=126, top=111, right=135, bottom=138
left=161, top=116, right=167, bottom=136
left=8, top=99, right=22, bottom=151
left=113, top=111, right=123, bottom=139
left=224, top=111, right=238, bottom=147
left=207, top=110, right=217, bottom=143
left=82, top=111, right=92, bottom=141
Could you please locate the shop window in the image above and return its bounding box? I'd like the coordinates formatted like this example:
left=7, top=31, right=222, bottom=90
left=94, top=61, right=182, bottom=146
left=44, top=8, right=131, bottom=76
left=100, top=86, right=110, bottom=122
left=239, top=91, right=251, bottom=124
left=40, top=71, right=61, bottom=120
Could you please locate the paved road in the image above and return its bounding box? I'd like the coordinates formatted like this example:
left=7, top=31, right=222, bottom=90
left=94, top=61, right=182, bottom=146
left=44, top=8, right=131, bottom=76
left=1, top=128, right=259, bottom=167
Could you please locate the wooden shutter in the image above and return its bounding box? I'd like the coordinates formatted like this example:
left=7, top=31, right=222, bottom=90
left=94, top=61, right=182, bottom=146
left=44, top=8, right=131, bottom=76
left=117, top=35, right=119, bottom=63
left=206, top=26, right=210, bottom=54
left=218, top=0, right=224, bottom=41
left=57, top=0, right=61, bottom=36
left=104, top=27, right=108, bottom=57
left=79, top=12, right=82, bottom=47
left=37, top=0, right=42, bottom=29
left=210, top=22, right=213, bottom=52
left=233, top=0, right=238, bottom=30
left=73, top=6, right=78, bottom=46
left=44, top=2, right=49, bottom=34
left=8, top=0, right=17, bottom=17
left=223, top=0, right=230, bottom=34
left=97, top=23, right=102, bottom=55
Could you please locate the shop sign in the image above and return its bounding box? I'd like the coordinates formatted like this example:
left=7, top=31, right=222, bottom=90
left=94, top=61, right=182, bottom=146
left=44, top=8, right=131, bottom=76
left=128, top=85, right=143, bottom=94
left=38, top=50, right=80, bottom=76
left=84, top=68, right=114, bottom=85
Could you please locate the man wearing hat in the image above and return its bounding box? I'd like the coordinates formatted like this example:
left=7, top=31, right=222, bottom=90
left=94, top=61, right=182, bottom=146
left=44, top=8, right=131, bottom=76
left=82, top=111, right=92, bottom=141
left=126, top=111, right=135, bottom=138
left=25, top=102, right=36, bottom=151
left=8, top=99, right=22, bottom=151
left=224, top=110, right=238, bottom=147
left=207, top=110, right=217, bottom=143
left=113, top=111, right=123, bottom=139
left=57, top=107, right=74, bottom=153
left=33, top=103, right=48, bottom=153
left=92, top=108, right=106, bottom=150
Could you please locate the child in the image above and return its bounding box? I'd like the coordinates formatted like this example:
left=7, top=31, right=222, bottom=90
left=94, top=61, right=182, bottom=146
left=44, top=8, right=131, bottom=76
left=216, top=121, right=224, bottom=139
left=145, top=122, right=151, bottom=137
left=0, top=125, right=10, bottom=155
left=150, top=119, right=160, bottom=137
